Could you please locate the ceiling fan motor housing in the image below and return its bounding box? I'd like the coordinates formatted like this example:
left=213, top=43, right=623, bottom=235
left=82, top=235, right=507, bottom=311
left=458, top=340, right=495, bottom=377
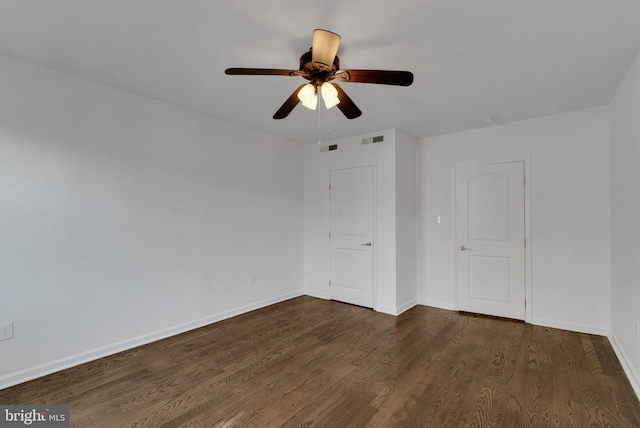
left=300, top=50, right=340, bottom=86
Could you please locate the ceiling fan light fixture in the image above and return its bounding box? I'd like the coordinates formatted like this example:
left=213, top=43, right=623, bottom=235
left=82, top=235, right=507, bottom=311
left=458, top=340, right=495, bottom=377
left=225, top=29, right=412, bottom=120
left=321, top=82, right=340, bottom=109
left=298, top=83, right=317, bottom=110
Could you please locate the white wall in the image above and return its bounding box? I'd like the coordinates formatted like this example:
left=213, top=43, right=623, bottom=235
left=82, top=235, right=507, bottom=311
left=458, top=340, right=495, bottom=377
left=304, top=129, right=417, bottom=315
left=417, top=107, right=611, bottom=335
left=304, top=130, right=395, bottom=314
left=395, top=130, right=417, bottom=312
left=609, top=47, right=640, bottom=397
left=0, top=54, right=304, bottom=389
left=2, top=44, right=633, bottom=395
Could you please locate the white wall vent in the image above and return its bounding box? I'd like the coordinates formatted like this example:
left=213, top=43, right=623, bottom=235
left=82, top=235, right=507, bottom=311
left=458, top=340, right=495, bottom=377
left=361, top=135, right=384, bottom=145
left=319, top=144, right=338, bottom=152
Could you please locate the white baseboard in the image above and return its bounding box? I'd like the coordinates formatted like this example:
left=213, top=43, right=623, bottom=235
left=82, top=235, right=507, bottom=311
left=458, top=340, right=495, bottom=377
left=530, top=316, right=609, bottom=337
left=416, top=303, right=610, bottom=337
left=374, top=301, right=418, bottom=316
left=305, top=294, right=415, bottom=316
left=609, top=334, right=640, bottom=402
left=304, top=290, right=329, bottom=300
left=396, top=299, right=418, bottom=315
left=0, top=291, right=304, bottom=391
left=375, top=304, right=399, bottom=316
left=418, top=298, right=456, bottom=311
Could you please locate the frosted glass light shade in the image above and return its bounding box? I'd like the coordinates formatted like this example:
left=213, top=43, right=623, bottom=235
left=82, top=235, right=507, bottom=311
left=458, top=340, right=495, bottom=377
left=298, top=84, right=317, bottom=110
left=321, top=82, right=340, bottom=109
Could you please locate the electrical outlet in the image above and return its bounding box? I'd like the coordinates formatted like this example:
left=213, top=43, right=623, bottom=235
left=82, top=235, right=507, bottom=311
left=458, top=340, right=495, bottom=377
left=0, top=322, right=14, bottom=341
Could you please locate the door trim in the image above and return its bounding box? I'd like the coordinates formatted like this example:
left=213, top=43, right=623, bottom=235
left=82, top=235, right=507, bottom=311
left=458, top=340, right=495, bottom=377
left=453, top=158, right=532, bottom=323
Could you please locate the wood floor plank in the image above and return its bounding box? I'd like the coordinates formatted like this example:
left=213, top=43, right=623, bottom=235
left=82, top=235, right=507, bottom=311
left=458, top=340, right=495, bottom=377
left=1, top=296, right=639, bottom=427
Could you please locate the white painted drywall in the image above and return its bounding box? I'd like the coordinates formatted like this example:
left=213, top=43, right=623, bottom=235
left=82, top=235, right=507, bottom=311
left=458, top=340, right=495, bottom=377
left=2, top=45, right=634, bottom=396
left=0, top=54, right=304, bottom=388
left=395, top=130, right=417, bottom=313
left=417, top=107, right=611, bottom=335
left=304, top=128, right=418, bottom=316
left=304, top=130, right=398, bottom=314
left=609, top=47, right=640, bottom=398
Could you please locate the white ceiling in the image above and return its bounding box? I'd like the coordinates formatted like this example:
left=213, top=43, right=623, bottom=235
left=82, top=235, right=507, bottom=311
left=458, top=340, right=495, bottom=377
left=2, top=1, right=640, bottom=144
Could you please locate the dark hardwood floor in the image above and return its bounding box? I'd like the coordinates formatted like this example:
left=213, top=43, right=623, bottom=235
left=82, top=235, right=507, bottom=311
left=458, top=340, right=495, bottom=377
left=1, top=296, right=639, bottom=427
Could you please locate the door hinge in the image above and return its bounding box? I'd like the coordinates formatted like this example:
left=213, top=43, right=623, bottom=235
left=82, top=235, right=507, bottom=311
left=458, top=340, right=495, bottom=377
left=524, top=176, right=526, bottom=186
left=329, top=231, right=331, bottom=238
left=329, top=183, right=331, bottom=191
left=524, top=237, right=526, bottom=246
left=525, top=300, right=527, bottom=308
left=329, top=280, right=332, bottom=287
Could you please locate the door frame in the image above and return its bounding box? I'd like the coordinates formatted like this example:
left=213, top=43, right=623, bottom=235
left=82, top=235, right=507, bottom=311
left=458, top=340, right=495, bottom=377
left=453, top=158, right=532, bottom=323
left=328, top=161, right=377, bottom=310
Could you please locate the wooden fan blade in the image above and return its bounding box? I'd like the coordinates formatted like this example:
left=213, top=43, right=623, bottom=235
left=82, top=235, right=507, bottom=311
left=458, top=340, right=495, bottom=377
left=312, top=29, right=341, bottom=66
left=225, top=68, right=303, bottom=77
left=335, top=69, right=414, bottom=86
left=333, top=83, right=362, bottom=119
left=273, top=84, right=306, bottom=119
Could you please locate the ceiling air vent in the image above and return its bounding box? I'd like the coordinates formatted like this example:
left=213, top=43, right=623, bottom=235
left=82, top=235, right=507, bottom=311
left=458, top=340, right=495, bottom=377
left=319, top=144, right=338, bottom=152
left=361, top=135, right=384, bottom=145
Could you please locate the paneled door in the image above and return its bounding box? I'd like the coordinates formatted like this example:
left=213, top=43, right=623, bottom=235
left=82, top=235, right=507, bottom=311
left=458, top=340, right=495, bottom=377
left=455, top=161, right=526, bottom=320
left=330, top=166, right=374, bottom=308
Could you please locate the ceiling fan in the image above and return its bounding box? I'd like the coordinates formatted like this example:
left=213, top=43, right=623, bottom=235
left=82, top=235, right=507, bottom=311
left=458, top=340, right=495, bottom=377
left=225, top=29, right=414, bottom=120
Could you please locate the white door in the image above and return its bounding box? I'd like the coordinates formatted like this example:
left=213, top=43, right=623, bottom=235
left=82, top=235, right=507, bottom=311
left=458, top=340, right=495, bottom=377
left=455, top=161, right=526, bottom=320
left=330, top=166, right=374, bottom=308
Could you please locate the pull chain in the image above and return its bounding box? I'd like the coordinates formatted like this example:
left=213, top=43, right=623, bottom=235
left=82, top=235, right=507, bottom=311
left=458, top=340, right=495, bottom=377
left=317, top=89, right=333, bottom=145
left=318, top=100, right=322, bottom=145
